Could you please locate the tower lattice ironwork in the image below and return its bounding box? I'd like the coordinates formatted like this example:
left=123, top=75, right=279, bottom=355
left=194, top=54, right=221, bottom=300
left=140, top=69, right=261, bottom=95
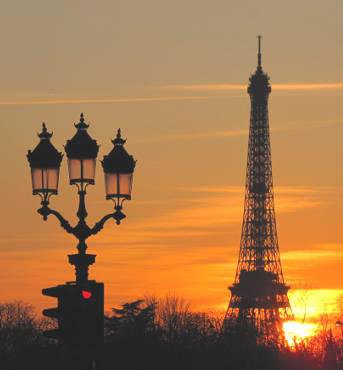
left=224, top=37, right=292, bottom=339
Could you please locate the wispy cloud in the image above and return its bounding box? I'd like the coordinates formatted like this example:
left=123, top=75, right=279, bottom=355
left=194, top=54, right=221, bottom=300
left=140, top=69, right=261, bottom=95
left=1, top=82, right=342, bottom=106
left=0, top=94, right=242, bottom=106
left=273, top=83, right=343, bottom=91
left=132, top=129, right=249, bottom=144
left=179, top=185, right=340, bottom=196
left=313, top=243, right=343, bottom=251
left=164, top=82, right=343, bottom=92
left=283, top=250, right=343, bottom=261
left=133, top=119, right=342, bottom=144
left=94, top=185, right=327, bottom=251
left=1, top=185, right=340, bottom=313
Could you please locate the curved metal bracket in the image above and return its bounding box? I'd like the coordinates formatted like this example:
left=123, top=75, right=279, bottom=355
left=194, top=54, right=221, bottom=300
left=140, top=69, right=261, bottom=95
left=37, top=205, right=74, bottom=235
left=91, top=207, right=126, bottom=235
left=90, top=213, right=115, bottom=235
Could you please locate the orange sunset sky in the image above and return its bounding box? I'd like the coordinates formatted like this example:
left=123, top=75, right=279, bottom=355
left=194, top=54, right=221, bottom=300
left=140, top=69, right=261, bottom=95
left=0, top=1, right=342, bottom=326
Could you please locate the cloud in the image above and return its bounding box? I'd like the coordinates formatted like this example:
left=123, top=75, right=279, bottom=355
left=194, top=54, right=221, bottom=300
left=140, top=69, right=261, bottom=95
left=1, top=184, right=341, bottom=314
left=94, top=185, right=327, bottom=252
left=179, top=185, right=333, bottom=194
left=163, top=82, right=343, bottom=92
left=313, top=243, right=343, bottom=251
left=0, top=94, right=242, bottom=106
left=1, top=82, right=343, bottom=107
left=133, top=119, right=342, bottom=144
left=273, top=83, right=343, bottom=91
left=283, top=250, right=343, bottom=261
left=133, top=129, right=249, bottom=144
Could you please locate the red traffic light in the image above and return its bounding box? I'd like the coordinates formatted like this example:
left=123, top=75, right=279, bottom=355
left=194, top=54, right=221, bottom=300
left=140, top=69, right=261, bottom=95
left=82, top=290, right=92, bottom=299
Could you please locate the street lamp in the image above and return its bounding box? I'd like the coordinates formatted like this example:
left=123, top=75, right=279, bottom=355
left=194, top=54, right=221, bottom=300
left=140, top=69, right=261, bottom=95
left=65, top=113, right=99, bottom=186
left=27, top=123, right=63, bottom=208
left=27, top=113, right=136, bottom=284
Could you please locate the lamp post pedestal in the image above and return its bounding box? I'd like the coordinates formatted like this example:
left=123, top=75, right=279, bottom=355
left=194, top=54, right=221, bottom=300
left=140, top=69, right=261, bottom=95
left=68, top=253, right=96, bottom=285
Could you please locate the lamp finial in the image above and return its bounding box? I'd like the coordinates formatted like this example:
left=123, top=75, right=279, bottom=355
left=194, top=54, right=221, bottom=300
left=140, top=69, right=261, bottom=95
left=75, top=112, right=89, bottom=129
left=113, top=128, right=126, bottom=145
left=38, top=122, right=53, bottom=139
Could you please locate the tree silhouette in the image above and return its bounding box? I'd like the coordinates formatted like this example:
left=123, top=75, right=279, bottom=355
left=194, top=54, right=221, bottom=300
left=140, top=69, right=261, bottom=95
left=0, top=298, right=342, bottom=370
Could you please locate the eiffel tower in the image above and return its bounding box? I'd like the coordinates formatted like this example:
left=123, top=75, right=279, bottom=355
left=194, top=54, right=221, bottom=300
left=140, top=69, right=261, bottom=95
left=224, top=37, right=292, bottom=339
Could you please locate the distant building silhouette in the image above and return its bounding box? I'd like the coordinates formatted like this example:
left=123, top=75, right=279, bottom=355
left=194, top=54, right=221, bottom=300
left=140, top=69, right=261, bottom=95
left=224, top=37, right=293, bottom=340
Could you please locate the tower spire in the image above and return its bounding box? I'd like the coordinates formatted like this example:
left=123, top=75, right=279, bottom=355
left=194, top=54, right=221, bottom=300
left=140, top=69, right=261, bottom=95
left=257, top=35, right=262, bottom=69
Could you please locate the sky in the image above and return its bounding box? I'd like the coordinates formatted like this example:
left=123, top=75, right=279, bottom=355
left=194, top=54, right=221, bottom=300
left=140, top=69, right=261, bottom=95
left=0, top=0, right=342, bottom=324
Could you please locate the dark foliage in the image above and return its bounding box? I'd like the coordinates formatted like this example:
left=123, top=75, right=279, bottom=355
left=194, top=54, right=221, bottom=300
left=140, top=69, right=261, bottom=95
left=0, top=301, right=60, bottom=370
left=0, top=299, right=341, bottom=370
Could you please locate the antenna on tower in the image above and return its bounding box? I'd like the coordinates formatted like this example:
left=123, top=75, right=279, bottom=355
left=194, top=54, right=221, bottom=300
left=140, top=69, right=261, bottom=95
left=257, top=35, right=262, bottom=68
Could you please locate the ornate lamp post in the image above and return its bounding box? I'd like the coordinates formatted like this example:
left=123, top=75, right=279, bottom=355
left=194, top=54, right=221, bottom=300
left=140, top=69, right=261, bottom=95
left=27, top=113, right=136, bottom=369
left=27, top=113, right=136, bottom=284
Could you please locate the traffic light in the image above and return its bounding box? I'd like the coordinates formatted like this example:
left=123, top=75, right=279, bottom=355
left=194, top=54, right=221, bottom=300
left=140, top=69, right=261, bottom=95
left=42, top=281, right=104, bottom=347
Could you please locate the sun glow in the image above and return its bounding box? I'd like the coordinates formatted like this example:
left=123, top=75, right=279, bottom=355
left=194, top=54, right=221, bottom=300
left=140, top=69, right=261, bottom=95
left=283, top=321, right=318, bottom=346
